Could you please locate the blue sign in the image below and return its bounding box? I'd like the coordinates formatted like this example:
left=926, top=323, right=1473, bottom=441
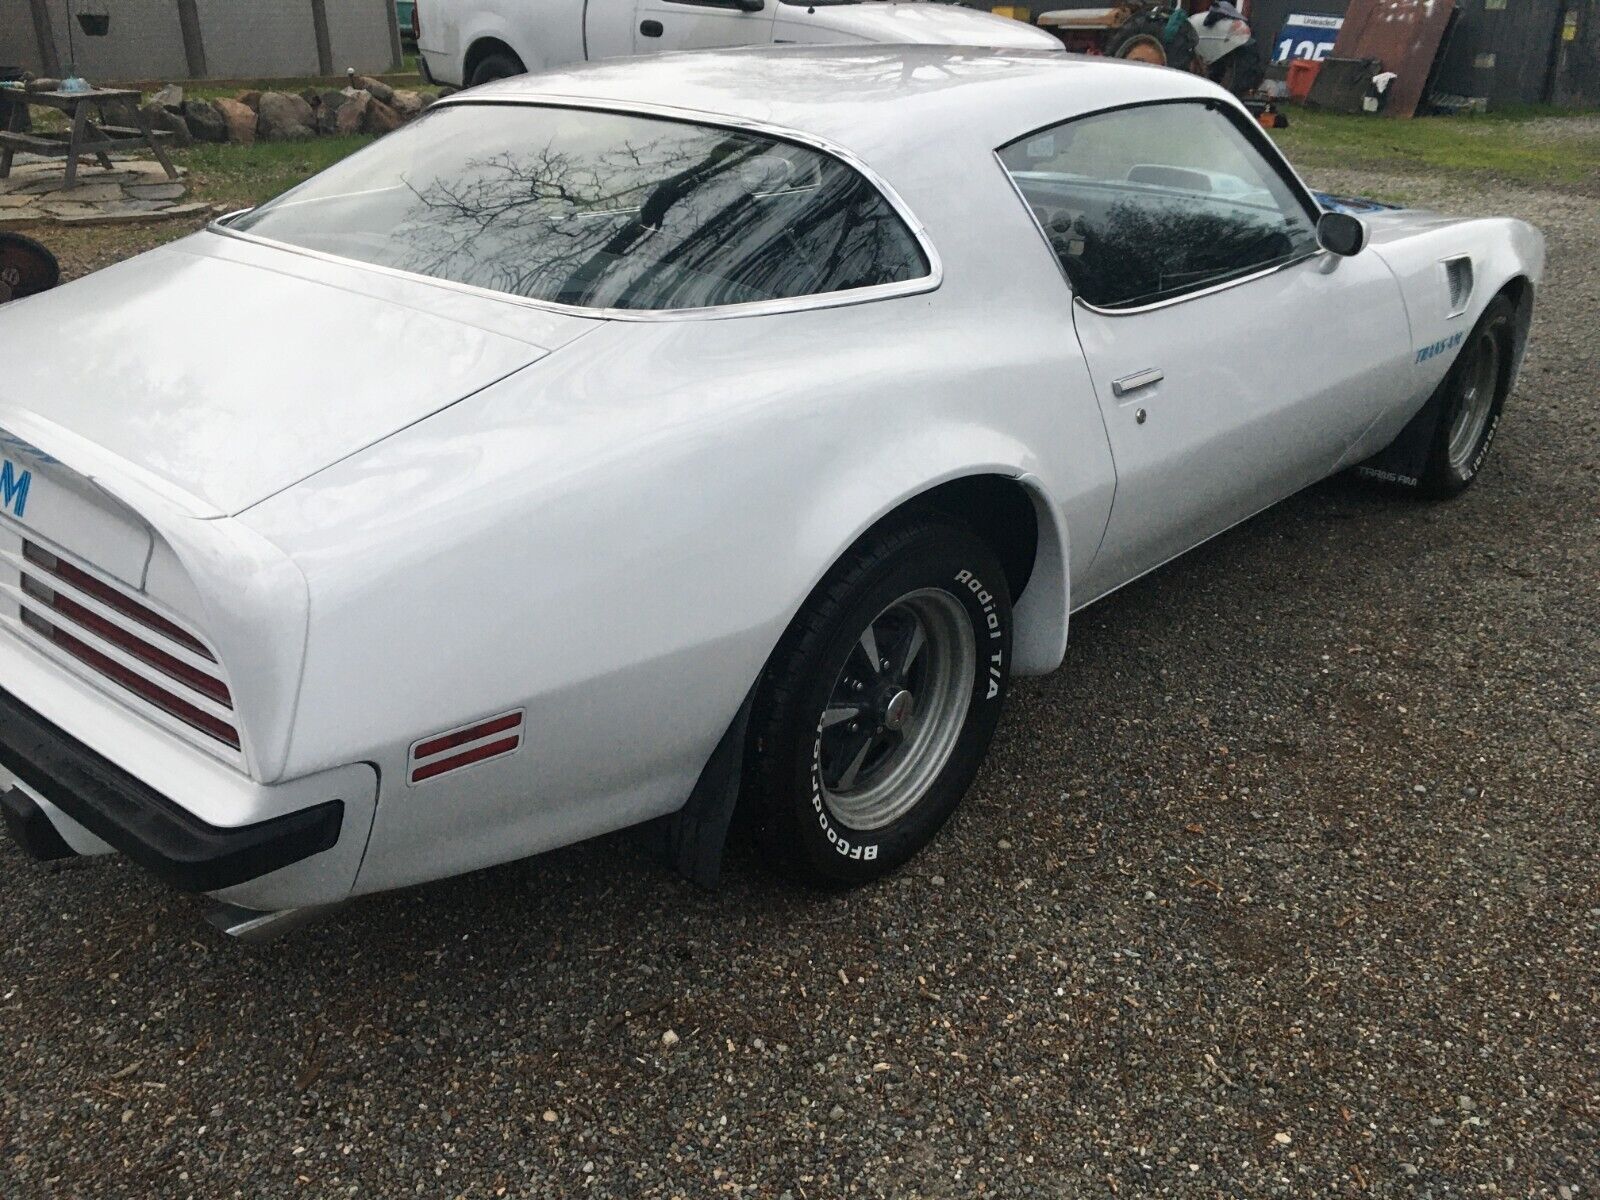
left=1274, top=12, right=1343, bottom=63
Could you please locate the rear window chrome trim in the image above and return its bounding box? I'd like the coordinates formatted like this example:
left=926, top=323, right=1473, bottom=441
left=206, top=96, right=943, bottom=323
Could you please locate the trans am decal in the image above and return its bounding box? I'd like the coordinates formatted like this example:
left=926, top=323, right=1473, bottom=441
left=1416, top=331, right=1465, bottom=364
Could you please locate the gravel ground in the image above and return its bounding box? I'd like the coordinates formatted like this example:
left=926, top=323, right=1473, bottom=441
left=3, top=168, right=1596, bottom=1200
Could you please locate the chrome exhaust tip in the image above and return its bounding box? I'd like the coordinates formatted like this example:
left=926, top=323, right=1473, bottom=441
left=205, top=902, right=339, bottom=944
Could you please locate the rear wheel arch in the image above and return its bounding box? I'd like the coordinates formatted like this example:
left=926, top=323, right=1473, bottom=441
left=667, top=473, right=1070, bottom=886
left=463, top=37, right=525, bottom=85
left=1495, top=274, right=1535, bottom=378
left=858, top=473, right=1070, bottom=677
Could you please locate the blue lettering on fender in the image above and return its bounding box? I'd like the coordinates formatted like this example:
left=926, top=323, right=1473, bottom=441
left=1415, top=330, right=1465, bottom=364
left=0, top=458, right=32, bottom=518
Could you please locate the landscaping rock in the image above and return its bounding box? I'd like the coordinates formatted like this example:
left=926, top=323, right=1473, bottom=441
left=39, top=183, right=124, bottom=204
left=181, top=99, right=228, bottom=144
left=313, top=90, right=349, bottom=136
left=237, top=90, right=262, bottom=111
left=256, top=91, right=315, bottom=142
left=353, top=75, right=396, bottom=104
left=390, top=90, right=427, bottom=119
left=126, top=182, right=188, bottom=202
left=336, top=91, right=372, bottom=136
left=140, top=102, right=192, bottom=147
left=213, top=98, right=256, bottom=145
left=99, top=97, right=141, bottom=127
left=149, top=84, right=184, bottom=112
left=362, top=98, right=403, bottom=136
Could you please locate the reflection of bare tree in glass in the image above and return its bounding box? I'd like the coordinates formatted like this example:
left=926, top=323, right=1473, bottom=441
left=387, top=125, right=924, bottom=309
left=1066, top=196, right=1307, bottom=307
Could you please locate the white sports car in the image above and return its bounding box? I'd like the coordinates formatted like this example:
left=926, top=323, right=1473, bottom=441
left=0, top=48, right=1542, bottom=939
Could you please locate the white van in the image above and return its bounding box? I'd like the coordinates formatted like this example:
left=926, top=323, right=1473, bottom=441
left=415, top=0, right=1061, bottom=88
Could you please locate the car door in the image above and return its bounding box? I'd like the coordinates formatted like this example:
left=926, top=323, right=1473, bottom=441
left=634, top=0, right=774, bottom=52
left=996, top=100, right=1411, bottom=600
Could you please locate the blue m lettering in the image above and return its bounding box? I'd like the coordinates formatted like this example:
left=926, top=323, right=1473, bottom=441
left=0, top=459, right=32, bottom=518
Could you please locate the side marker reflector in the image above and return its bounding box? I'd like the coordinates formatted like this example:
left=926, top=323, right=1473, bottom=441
left=408, top=710, right=524, bottom=784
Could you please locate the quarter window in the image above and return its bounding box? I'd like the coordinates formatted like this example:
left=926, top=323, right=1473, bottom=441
left=998, top=102, right=1319, bottom=309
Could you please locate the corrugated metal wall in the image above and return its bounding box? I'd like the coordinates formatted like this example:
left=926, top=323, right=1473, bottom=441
left=2, top=0, right=400, bottom=81
left=1551, top=0, right=1599, bottom=104
left=1249, top=0, right=1591, bottom=106
left=1431, top=0, right=1566, bottom=107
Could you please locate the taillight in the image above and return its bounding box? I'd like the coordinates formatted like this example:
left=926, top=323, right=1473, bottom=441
left=18, top=539, right=240, bottom=751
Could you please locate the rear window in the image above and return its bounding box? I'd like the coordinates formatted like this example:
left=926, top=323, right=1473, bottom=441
left=229, top=103, right=930, bottom=311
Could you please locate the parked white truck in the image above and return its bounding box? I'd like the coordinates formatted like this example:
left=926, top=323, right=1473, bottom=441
left=415, top=0, right=1062, bottom=87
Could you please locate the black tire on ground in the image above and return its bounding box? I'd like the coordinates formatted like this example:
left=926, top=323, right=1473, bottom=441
left=1417, top=294, right=1517, bottom=498
left=746, top=516, right=1013, bottom=886
left=467, top=50, right=525, bottom=88
left=1106, top=15, right=1177, bottom=65
left=1210, top=42, right=1265, bottom=94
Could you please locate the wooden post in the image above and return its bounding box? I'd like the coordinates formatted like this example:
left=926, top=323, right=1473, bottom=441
left=176, top=0, right=209, bottom=79
left=27, top=0, right=62, bottom=78
left=383, top=0, right=405, bottom=69
left=309, top=0, right=335, bottom=77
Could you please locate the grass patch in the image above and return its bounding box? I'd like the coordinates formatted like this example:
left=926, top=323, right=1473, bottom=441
left=1270, top=107, right=1600, bottom=188
left=174, top=136, right=375, bottom=210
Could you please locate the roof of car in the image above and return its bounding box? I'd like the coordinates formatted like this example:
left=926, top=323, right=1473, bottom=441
left=440, top=46, right=1227, bottom=165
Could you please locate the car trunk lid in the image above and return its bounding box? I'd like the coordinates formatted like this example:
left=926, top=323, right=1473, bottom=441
left=0, top=232, right=603, bottom=518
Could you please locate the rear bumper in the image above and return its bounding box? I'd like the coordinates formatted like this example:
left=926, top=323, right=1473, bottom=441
left=0, top=685, right=342, bottom=892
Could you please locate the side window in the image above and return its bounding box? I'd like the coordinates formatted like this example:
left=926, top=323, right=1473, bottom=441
left=997, top=102, right=1319, bottom=309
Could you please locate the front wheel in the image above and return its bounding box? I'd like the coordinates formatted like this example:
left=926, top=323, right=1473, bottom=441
left=747, top=517, right=1013, bottom=886
left=1418, top=294, right=1516, bottom=498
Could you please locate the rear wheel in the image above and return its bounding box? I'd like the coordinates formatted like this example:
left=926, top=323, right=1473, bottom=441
left=467, top=49, right=524, bottom=88
left=747, top=517, right=1012, bottom=886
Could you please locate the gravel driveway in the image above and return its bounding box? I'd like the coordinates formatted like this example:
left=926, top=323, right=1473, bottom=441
left=3, top=169, right=1596, bottom=1200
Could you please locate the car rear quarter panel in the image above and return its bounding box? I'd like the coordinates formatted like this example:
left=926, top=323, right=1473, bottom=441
left=240, top=265, right=1112, bottom=893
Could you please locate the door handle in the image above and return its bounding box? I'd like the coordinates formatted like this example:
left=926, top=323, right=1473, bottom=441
left=640, top=19, right=663, bottom=35
left=1111, top=368, right=1163, bottom=397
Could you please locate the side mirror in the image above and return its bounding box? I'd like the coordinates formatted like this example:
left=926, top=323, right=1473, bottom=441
left=735, top=0, right=765, bottom=10
left=1317, top=210, right=1367, bottom=257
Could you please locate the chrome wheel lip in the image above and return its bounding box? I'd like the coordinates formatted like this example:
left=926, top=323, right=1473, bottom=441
left=1446, top=329, right=1501, bottom=474
left=816, top=588, right=975, bottom=832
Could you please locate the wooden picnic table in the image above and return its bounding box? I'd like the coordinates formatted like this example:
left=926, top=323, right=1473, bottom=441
left=0, top=86, right=178, bottom=188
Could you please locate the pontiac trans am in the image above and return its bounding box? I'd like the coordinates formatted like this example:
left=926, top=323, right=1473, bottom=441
left=0, top=48, right=1543, bottom=938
